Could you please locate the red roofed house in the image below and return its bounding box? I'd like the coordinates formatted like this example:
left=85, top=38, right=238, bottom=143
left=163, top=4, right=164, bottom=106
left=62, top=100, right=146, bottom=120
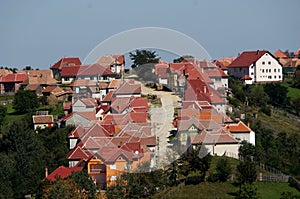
left=95, top=54, right=125, bottom=74
left=227, top=121, right=255, bottom=146
left=72, top=98, right=98, bottom=112
left=61, top=64, right=115, bottom=84
left=0, top=73, right=27, bottom=94
left=45, top=166, right=83, bottom=182
left=50, top=57, right=82, bottom=79
left=32, top=115, right=54, bottom=130
left=227, top=50, right=283, bottom=84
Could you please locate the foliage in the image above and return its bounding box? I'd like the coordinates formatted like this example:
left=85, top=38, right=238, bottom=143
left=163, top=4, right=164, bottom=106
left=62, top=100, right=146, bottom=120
left=0, top=116, right=74, bottom=198
left=216, top=157, right=232, bottom=182
left=13, top=89, right=39, bottom=113
left=237, top=141, right=257, bottom=185
left=41, top=171, right=97, bottom=199
left=280, top=191, right=300, bottom=199
left=106, top=162, right=168, bottom=199
left=173, top=55, right=194, bottom=63
left=291, top=97, right=300, bottom=116
left=293, top=66, right=300, bottom=88
left=235, top=183, right=259, bottom=199
left=180, top=144, right=212, bottom=182
left=0, top=105, right=7, bottom=126
left=129, top=49, right=160, bottom=68
left=264, top=83, right=290, bottom=107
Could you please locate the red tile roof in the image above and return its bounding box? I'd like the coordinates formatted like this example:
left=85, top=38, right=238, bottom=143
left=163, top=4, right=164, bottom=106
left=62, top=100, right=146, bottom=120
left=46, top=166, right=83, bottom=181
left=61, top=64, right=115, bottom=77
left=50, top=57, right=82, bottom=70
left=241, top=75, right=252, bottom=80
left=227, top=121, right=251, bottom=133
left=32, top=115, right=54, bottom=124
left=114, top=81, right=141, bottom=95
left=228, top=50, right=268, bottom=68
left=204, top=69, right=228, bottom=78
left=102, top=90, right=114, bottom=102
left=0, top=73, right=27, bottom=83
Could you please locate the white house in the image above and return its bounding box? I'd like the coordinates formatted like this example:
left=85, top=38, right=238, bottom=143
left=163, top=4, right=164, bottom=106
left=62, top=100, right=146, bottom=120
left=227, top=50, right=283, bottom=84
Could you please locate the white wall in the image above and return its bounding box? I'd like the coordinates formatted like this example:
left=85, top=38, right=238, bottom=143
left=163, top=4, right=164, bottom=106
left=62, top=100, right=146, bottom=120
left=228, top=67, right=249, bottom=79
left=254, top=53, right=283, bottom=83
left=202, top=143, right=240, bottom=158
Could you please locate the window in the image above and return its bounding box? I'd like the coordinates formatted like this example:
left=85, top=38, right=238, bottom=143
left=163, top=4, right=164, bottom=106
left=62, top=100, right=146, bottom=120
left=279, top=75, right=281, bottom=79
left=251, top=72, right=254, bottom=75
left=262, top=61, right=265, bottom=65
left=269, top=69, right=271, bottom=72
left=274, top=76, right=276, bottom=79
left=262, top=69, right=264, bottom=73
left=110, top=164, right=116, bottom=170
left=268, top=76, right=272, bottom=79
left=274, top=69, right=276, bottom=72
left=268, top=61, right=271, bottom=65
left=110, top=176, right=117, bottom=181
left=278, top=69, right=280, bottom=72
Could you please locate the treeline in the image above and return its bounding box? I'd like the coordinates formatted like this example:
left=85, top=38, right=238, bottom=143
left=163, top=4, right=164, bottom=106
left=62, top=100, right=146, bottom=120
left=228, top=78, right=300, bottom=178
left=0, top=115, right=73, bottom=198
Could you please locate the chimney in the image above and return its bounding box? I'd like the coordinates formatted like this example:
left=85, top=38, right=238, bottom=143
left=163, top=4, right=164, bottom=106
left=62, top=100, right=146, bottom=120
left=45, top=167, right=48, bottom=178
left=247, top=122, right=250, bottom=128
left=203, top=86, right=207, bottom=93
left=256, top=50, right=259, bottom=55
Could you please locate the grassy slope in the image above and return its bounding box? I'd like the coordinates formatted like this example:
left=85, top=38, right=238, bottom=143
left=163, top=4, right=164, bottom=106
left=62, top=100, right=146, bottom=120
left=1, top=104, right=26, bottom=133
left=167, top=182, right=300, bottom=199
left=281, top=82, right=300, bottom=101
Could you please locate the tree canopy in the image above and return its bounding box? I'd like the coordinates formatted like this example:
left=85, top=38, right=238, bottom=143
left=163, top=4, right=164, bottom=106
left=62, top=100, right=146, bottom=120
left=13, top=89, right=39, bottom=113
left=129, top=49, right=160, bottom=68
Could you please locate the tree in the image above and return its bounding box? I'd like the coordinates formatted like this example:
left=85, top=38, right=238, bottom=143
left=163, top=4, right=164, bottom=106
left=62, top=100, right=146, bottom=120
left=237, top=141, right=257, bottom=185
left=264, top=83, right=289, bottom=107
left=291, top=97, right=300, bottom=116
left=23, top=65, right=33, bottom=70
left=129, top=49, right=160, bottom=68
left=173, top=55, right=194, bottom=63
left=0, top=105, right=7, bottom=126
left=294, top=65, right=300, bottom=88
left=235, top=183, right=259, bottom=199
left=216, top=157, right=232, bottom=182
left=181, top=144, right=212, bottom=182
left=13, top=89, right=39, bottom=113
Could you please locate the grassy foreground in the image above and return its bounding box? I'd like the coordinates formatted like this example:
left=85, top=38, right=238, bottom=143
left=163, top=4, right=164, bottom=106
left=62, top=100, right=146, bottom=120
left=165, top=182, right=300, bottom=199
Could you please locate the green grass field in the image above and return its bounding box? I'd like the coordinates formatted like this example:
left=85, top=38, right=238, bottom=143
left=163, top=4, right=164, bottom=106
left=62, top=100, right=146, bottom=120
left=165, top=182, right=300, bottom=199
left=281, top=82, right=300, bottom=101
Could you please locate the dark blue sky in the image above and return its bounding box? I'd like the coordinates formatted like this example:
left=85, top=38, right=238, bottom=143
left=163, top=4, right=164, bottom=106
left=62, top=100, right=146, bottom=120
left=1, top=0, right=299, bottom=69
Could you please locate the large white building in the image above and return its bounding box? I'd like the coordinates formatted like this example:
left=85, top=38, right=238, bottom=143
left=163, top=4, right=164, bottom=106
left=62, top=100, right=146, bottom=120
left=227, top=50, right=283, bottom=84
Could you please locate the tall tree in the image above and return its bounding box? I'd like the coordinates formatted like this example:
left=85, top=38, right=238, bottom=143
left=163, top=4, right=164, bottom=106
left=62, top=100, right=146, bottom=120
left=0, top=105, right=7, bottom=126
left=216, top=157, right=232, bottom=182
left=237, top=141, right=257, bottom=185
left=13, top=89, right=39, bottom=113
left=264, top=83, right=289, bottom=107
left=129, top=49, right=160, bottom=68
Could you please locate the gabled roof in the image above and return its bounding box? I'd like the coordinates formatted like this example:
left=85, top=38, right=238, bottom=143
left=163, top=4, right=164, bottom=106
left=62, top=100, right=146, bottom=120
left=50, top=57, right=82, bottom=70
left=227, top=121, right=251, bottom=133
left=241, top=75, right=252, bottom=80
left=45, top=166, right=83, bottom=181
left=204, top=69, right=228, bottom=78
left=114, top=81, right=141, bottom=95
left=185, top=79, right=225, bottom=104
left=274, top=50, right=288, bottom=59
left=190, top=129, right=238, bottom=145
left=73, top=98, right=97, bottom=107
left=61, top=64, right=115, bottom=77
left=0, top=73, right=27, bottom=83
left=228, top=50, right=268, bottom=68
left=68, top=126, right=85, bottom=138
left=95, top=55, right=125, bottom=66
left=0, top=69, right=13, bottom=76
left=32, top=115, right=54, bottom=124
left=69, top=79, right=97, bottom=87
left=102, top=90, right=114, bottom=102
left=67, top=145, right=92, bottom=160
left=108, top=79, right=121, bottom=89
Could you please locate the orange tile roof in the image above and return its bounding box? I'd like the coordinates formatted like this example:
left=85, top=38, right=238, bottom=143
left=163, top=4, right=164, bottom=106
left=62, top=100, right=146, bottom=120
left=32, top=115, right=54, bottom=124
left=227, top=121, right=251, bottom=133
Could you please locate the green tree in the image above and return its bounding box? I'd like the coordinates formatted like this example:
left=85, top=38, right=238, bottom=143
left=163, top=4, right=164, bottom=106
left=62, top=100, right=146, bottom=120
left=0, top=105, right=7, bottom=126
left=237, top=141, right=257, bottom=185
left=216, top=157, right=232, bottom=182
left=13, top=89, right=39, bottom=113
left=264, top=83, right=289, bottom=107
left=69, top=171, right=97, bottom=198
left=3, top=118, right=45, bottom=198
left=173, top=55, right=194, bottom=63
left=0, top=153, right=16, bottom=199
left=291, top=97, right=300, bottom=116
left=235, top=183, right=259, bottom=199
left=129, top=49, right=160, bottom=68
left=293, top=65, right=300, bottom=88
left=280, top=191, right=300, bottom=199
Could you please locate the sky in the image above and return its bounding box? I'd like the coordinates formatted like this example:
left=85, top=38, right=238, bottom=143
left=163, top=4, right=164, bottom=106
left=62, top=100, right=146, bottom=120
left=0, top=0, right=299, bottom=69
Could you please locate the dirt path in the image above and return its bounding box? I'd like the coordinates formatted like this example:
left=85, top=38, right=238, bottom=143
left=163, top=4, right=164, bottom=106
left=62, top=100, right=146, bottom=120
left=140, top=83, right=180, bottom=167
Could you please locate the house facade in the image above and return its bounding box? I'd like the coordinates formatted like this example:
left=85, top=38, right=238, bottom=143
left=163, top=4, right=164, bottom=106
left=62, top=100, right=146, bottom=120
left=228, top=50, right=283, bottom=84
